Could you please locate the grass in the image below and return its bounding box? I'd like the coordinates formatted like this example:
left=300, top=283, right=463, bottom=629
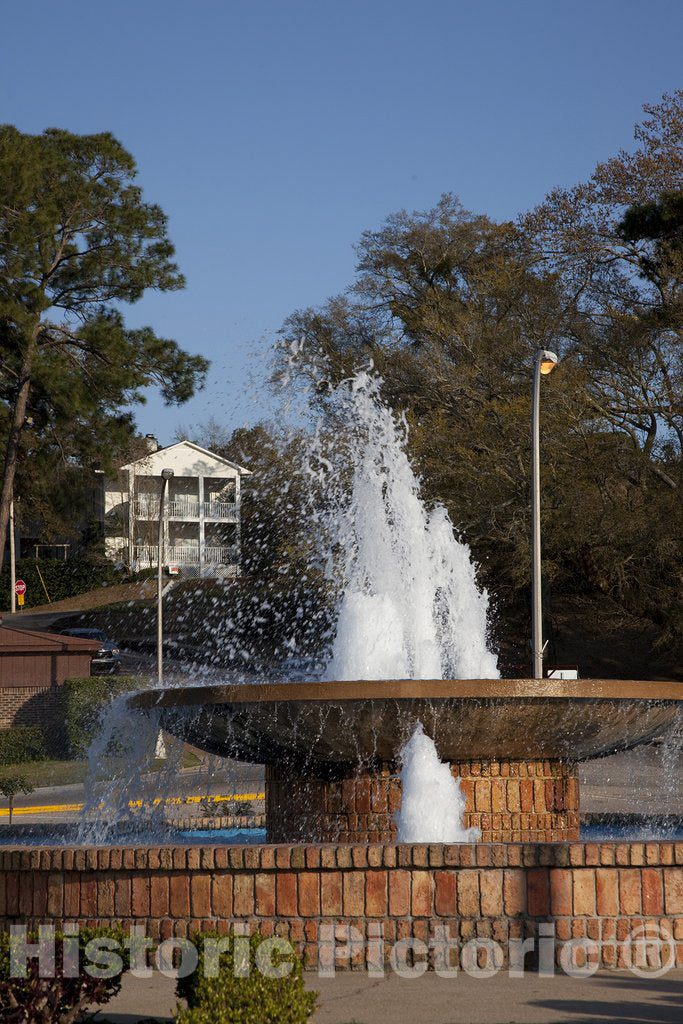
left=0, top=747, right=201, bottom=789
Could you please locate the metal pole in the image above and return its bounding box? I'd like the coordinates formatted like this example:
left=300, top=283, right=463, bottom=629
left=9, top=499, right=16, bottom=614
left=157, top=477, right=169, bottom=684
left=531, top=353, right=543, bottom=679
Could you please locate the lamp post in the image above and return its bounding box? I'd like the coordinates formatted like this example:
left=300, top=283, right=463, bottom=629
left=9, top=499, right=16, bottom=614
left=531, top=349, right=558, bottom=680
left=157, top=468, right=174, bottom=684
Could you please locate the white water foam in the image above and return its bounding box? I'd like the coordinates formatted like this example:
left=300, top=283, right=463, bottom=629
left=322, top=371, right=498, bottom=681
left=394, top=722, right=479, bottom=842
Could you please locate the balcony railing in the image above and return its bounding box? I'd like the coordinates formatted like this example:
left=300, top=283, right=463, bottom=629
left=132, top=499, right=237, bottom=521
left=134, top=545, right=238, bottom=566
left=204, top=501, right=238, bottom=521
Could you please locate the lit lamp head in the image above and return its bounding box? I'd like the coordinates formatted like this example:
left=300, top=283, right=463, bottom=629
left=538, top=350, right=559, bottom=375
left=161, top=469, right=174, bottom=480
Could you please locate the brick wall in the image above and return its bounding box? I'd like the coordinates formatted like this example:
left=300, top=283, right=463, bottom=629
left=1, top=841, right=681, bottom=970
left=267, top=759, right=580, bottom=844
left=0, top=686, right=64, bottom=728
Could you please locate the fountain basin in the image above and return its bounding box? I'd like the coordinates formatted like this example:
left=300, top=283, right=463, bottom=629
left=131, top=679, right=681, bottom=844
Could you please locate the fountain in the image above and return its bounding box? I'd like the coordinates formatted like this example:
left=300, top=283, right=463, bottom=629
left=130, top=372, right=680, bottom=845
left=2, top=369, right=680, bottom=976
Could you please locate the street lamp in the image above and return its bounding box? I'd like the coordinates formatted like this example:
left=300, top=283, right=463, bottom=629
left=531, top=349, right=558, bottom=680
left=157, top=468, right=174, bottom=683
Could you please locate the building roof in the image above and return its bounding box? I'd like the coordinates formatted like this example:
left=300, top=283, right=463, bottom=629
left=119, top=439, right=252, bottom=477
left=0, top=627, right=100, bottom=653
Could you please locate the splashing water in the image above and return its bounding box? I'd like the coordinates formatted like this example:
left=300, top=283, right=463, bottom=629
left=321, top=371, right=498, bottom=680
left=394, top=722, right=479, bottom=842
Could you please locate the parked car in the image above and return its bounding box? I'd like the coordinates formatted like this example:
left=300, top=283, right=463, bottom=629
left=60, top=628, right=122, bottom=675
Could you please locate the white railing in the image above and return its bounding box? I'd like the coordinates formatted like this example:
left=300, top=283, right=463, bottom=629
left=204, top=501, right=238, bottom=521
left=132, top=499, right=235, bottom=520
left=167, top=500, right=199, bottom=518
left=134, top=545, right=238, bottom=566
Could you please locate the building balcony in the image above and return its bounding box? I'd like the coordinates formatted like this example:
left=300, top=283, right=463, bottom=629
left=131, top=499, right=238, bottom=522
left=134, top=545, right=239, bottom=567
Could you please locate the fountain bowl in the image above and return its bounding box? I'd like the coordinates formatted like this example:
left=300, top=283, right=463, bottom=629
left=130, top=678, right=680, bottom=763
left=131, top=679, right=680, bottom=845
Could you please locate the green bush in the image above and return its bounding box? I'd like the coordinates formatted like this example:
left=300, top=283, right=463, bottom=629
left=0, top=726, right=48, bottom=765
left=175, top=930, right=317, bottom=1024
left=0, top=557, right=118, bottom=610
left=0, top=925, right=129, bottom=1024
left=62, top=676, right=147, bottom=758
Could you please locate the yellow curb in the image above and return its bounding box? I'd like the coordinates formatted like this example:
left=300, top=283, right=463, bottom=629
left=0, top=792, right=265, bottom=818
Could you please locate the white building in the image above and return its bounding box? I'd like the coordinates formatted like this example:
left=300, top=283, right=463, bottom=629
left=103, top=437, right=252, bottom=577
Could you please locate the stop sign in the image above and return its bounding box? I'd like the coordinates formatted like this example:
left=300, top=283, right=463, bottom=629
left=14, top=580, right=26, bottom=596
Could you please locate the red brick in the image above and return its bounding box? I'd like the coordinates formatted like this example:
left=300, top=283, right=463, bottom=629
left=255, top=874, right=275, bottom=917
left=150, top=875, right=169, bottom=917
left=503, top=869, right=526, bottom=916
left=573, top=871, right=596, bottom=916
left=550, top=869, right=572, bottom=916
left=81, top=877, right=97, bottom=918
left=343, top=871, right=365, bottom=916
left=595, top=869, right=617, bottom=917
left=130, top=876, right=149, bottom=917
left=507, top=781, right=521, bottom=813
left=475, top=779, right=491, bottom=811
left=410, top=870, right=432, bottom=916
left=519, top=779, right=533, bottom=813
left=47, top=873, right=63, bottom=917
left=170, top=875, right=190, bottom=917
left=480, top=870, right=503, bottom=917
left=233, top=875, right=254, bottom=916
left=527, top=869, right=550, bottom=916
left=619, top=869, right=641, bottom=915
left=365, top=871, right=387, bottom=917
left=664, top=868, right=683, bottom=914
left=457, top=870, right=479, bottom=917
left=298, top=872, right=320, bottom=916
left=321, top=872, right=343, bottom=916
left=642, top=869, right=663, bottom=915
left=96, top=876, right=115, bottom=917
left=191, top=874, right=211, bottom=918
left=212, top=874, right=232, bottom=918
left=389, top=869, right=410, bottom=916
left=434, top=871, right=456, bottom=916
left=268, top=868, right=292, bottom=913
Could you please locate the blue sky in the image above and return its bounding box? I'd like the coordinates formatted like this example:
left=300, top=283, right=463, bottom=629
left=3, top=0, right=681, bottom=443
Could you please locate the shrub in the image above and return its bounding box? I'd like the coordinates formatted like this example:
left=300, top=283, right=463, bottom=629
left=0, top=925, right=129, bottom=1023
left=0, top=775, right=33, bottom=824
left=175, top=930, right=317, bottom=1024
left=0, top=557, right=117, bottom=611
left=0, top=726, right=48, bottom=765
left=62, top=676, right=148, bottom=759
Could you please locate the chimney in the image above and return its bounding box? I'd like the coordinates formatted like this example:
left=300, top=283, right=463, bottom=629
left=143, top=433, right=159, bottom=453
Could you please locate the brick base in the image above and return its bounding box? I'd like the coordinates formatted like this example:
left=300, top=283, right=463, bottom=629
left=0, top=686, right=64, bottom=729
left=1, top=842, right=681, bottom=971
left=266, top=759, right=580, bottom=844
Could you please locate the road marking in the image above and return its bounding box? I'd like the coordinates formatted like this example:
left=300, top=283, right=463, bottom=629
left=0, top=792, right=265, bottom=818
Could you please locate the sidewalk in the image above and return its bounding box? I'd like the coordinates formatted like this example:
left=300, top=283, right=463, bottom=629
left=99, top=967, right=683, bottom=1023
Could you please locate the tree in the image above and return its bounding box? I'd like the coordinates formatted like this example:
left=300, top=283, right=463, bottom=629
left=274, top=96, right=683, bottom=651
left=0, top=774, right=33, bottom=824
left=0, top=126, right=208, bottom=567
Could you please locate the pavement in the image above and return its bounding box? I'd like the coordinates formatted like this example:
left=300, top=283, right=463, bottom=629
left=95, top=967, right=683, bottom=1023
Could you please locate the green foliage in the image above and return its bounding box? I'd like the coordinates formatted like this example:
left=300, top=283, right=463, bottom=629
left=0, top=557, right=117, bottom=610
left=274, top=95, right=683, bottom=656
left=0, top=726, right=47, bottom=765
left=0, top=925, right=129, bottom=1024
left=0, top=125, right=208, bottom=559
left=0, top=774, right=33, bottom=800
left=0, top=774, right=33, bottom=824
left=62, top=675, right=143, bottom=759
left=175, top=931, right=317, bottom=1024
